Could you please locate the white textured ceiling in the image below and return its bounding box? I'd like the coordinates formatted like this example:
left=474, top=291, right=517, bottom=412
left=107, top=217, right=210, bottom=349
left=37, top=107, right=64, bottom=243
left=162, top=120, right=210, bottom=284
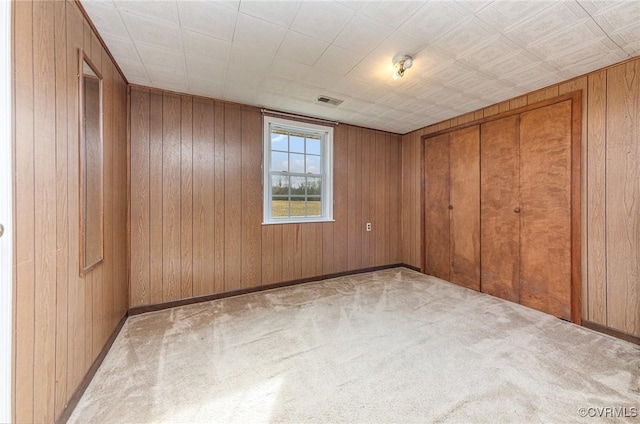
left=82, top=0, right=639, bottom=134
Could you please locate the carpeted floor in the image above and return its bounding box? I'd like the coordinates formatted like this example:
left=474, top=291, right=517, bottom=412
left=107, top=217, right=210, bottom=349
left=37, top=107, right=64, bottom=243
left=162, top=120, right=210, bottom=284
left=69, top=268, right=640, bottom=423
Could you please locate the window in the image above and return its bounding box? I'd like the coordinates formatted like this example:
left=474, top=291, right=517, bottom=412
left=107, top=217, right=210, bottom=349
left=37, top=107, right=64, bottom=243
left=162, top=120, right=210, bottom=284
left=263, top=116, right=333, bottom=224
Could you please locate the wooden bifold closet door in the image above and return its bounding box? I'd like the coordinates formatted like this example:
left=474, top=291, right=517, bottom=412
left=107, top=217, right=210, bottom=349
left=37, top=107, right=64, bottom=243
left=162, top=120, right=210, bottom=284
left=480, top=100, right=573, bottom=320
left=424, top=93, right=580, bottom=322
left=424, top=126, right=480, bottom=290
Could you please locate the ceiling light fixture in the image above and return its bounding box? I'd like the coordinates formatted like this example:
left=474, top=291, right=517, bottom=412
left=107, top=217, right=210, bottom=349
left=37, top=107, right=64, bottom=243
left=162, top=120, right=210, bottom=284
left=392, top=54, right=413, bottom=80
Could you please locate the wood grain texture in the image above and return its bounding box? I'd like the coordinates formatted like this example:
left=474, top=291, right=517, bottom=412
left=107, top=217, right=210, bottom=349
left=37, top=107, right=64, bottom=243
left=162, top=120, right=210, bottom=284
left=53, top=1, right=69, bottom=416
left=128, top=89, right=402, bottom=307
left=148, top=91, right=163, bottom=304
left=519, top=101, right=573, bottom=320
left=162, top=93, right=181, bottom=301
left=241, top=108, right=262, bottom=288
left=449, top=126, right=480, bottom=290
left=585, top=71, right=607, bottom=325
left=65, top=1, right=86, bottom=395
left=224, top=104, right=242, bottom=291
left=480, top=115, right=521, bottom=302
left=605, top=61, right=640, bottom=337
left=559, top=76, right=589, bottom=320
left=129, top=89, right=150, bottom=306
left=424, top=133, right=450, bottom=280
left=192, top=99, right=215, bottom=297
left=180, top=96, right=193, bottom=299
left=14, top=1, right=36, bottom=421
left=402, top=58, right=640, bottom=336
left=13, top=1, right=129, bottom=422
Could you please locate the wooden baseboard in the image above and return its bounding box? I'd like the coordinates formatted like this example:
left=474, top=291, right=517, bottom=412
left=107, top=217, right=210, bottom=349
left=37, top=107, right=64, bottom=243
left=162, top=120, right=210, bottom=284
left=582, top=320, right=640, bottom=345
left=129, top=263, right=421, bottom=316
left=56, top=314, right=128, bottom=424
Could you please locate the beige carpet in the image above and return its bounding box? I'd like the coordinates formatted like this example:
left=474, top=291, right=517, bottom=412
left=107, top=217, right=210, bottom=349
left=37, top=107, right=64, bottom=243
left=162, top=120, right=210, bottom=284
left=69, top=268, right=639, bottom=423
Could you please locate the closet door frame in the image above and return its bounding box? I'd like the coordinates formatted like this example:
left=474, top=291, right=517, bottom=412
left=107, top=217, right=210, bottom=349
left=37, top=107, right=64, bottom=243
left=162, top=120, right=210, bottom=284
left=421, top=91, right=582, bottom=324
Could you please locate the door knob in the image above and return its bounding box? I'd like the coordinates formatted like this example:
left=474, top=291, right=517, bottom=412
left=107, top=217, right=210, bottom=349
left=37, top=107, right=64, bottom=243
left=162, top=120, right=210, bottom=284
left=513, top=207, right=521, bottom=213
left=0, top=223, right=4, bottom=238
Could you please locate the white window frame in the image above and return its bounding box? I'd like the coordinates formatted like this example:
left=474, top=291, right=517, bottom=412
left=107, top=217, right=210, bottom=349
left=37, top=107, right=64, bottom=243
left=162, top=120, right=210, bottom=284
left=263, top=116, right=334, bottom=224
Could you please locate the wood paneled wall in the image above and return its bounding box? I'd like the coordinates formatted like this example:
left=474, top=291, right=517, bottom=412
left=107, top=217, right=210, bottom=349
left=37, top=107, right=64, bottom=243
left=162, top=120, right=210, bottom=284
left=129, top=87, right=401, bottom=307
left=401, top=57, right=640, bottom=338
left=12, top=1, right=128, bottom=422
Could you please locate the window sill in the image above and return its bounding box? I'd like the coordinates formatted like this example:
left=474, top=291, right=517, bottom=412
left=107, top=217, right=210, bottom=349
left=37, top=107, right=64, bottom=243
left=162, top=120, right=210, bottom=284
left=262, top=219, right=335, bottom=226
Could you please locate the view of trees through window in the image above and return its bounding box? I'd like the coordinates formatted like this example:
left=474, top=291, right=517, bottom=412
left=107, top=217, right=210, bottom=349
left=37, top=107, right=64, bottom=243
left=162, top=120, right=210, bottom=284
left=270, top=128, right=323, bottom=218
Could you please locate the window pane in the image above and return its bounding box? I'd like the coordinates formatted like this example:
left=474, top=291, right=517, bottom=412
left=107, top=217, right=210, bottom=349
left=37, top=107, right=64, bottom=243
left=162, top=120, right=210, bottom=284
left=306, top=155, right=321, bottom=174
left=271, top=151, right=288, bottom=172
left=271, top=132, right=288, bottom=151
left=289, top=197, right=306, bottom=217
left=290, top=135, right=305, bottom=153
left=290, top=176, right=305, bottom=196
left=306, top=177, right=321, bottom=195
left=271, top=175, right=289, bottom=196
left=306, top=137, right=321, bottom=155
left=271, top=196, right=289, bottom=217
left=307, top=196, right=322, bottom=216
left=289, top=153, right=305, bottom=173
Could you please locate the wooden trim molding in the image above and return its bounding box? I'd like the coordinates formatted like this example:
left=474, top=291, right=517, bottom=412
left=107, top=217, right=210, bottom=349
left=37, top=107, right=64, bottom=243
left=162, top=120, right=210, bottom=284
left=74, top=0, right=128, bottom=84
left=55, top=314, right=128, bottom=424
left=582, top=320, right=640, bottom=345
left=129, top=263, right=420, bottom=316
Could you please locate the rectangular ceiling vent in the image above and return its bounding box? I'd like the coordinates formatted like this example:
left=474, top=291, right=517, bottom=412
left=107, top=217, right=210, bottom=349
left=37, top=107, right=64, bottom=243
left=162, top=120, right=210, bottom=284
left=316, top=95, right=343, bottom=106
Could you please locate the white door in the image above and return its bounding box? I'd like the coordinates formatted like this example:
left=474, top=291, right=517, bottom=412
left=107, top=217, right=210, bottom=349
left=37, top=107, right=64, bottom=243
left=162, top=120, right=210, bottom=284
left=0, top=0, right=13, bottom=421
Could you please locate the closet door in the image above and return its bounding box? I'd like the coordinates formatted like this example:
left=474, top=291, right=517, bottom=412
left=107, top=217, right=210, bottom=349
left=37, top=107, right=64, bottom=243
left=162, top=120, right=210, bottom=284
left=480, top=116, right=520, bottom=302
left=519, top=100, right=572, bottom=320
left=449, top=126, right=480, bottom=290
left=424, top=133, right=450, bottom=280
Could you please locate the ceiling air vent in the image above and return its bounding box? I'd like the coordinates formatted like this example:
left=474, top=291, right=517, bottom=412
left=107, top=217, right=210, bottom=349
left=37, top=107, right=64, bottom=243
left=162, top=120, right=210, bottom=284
left=316, top=95, right=343, bottom=106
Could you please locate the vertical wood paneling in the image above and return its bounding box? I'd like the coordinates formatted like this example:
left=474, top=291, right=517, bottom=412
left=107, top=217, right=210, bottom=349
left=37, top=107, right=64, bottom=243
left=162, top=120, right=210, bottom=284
left=224, top=104, right=242, bottom=291
left=102, top=49, right=114, bottom=346
left=148, top=92, right=163, bottom=304
left=65, top=2, right=86, bottom=394
left=241, top=108, right=262, bottom=288
left=53, top=1, right=68, bottom=415
left=129, top=89, right=150, bottom=306
left=361, top=131, right=371, bottom=268
left=333, top=125, right=349, bottom=272
left=192, top=99, right=215, bottom=297
left=162, top=94, right=181, bottom=301
left=14, top=0, right=35, bottom=421
left=129, top=92, right=402, bottom=307
left=402, top=57, right=640, bottom=337
left=180, top=96, right=193, bottom=299
left=586, top=71, right=607, bottom=324
left=606, top=61, right=640, bottom=337
left=559, top=76, right=589, bottom=320
left=347, top=126, right=357, bottom=269
left=262, top=225, right=274, bottom=285
left=13, top=1, right=129, bottom=421
left=213, top=102, right=225, bottom=293
left=32, top=2, right=57, bottom=420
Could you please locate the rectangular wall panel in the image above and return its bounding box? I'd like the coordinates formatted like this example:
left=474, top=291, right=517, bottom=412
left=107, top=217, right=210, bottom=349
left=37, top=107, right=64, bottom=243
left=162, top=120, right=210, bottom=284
left=605, top=61, right=640, bottom=337
left=449, top=126, right=480, bottom=290
left=480, top=116, right=521, bottom=302
left=519, top=100, right=573, bottom=321
left=423, top=133, right=450, bottom=280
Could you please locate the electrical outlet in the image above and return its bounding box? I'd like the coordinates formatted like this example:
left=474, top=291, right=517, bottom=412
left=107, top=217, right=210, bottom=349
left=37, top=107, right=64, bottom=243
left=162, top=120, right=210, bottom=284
left=366, top=223, right=372, bottom=231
